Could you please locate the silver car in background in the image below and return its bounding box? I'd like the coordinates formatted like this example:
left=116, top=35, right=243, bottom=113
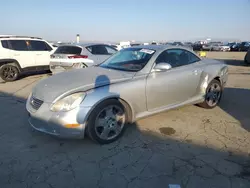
left=26, top=45, right=228, bottom=144
left=50, top=43, right=117, bottom=74
left=212, top=44, right=231, bottom=51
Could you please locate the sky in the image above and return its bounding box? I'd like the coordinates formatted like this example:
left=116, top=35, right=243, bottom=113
left=1, top=0, right=250, bottom=42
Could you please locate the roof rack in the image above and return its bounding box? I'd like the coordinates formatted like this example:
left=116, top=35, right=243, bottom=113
left=0, top=35, right=43, bottom=39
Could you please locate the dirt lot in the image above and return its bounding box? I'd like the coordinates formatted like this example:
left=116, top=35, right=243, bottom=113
left=0, top=54, right=250, bottom=188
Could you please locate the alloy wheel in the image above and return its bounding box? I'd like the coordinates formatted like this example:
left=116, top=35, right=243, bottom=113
left=94, top=105, right=126, bottom=141
left=205, top=82, right=222, bottom=107
left=2, top=66, right=18, bottom=81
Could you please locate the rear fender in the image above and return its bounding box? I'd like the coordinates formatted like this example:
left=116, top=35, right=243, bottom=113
left=197, top=63, right=228, bottom=94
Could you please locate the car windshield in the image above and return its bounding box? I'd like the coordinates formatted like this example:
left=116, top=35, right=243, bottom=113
left=99, top=48, right=155, bottom=72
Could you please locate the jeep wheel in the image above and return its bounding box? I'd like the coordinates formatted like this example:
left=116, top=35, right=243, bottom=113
left=0, top=64, right=20, bottom=82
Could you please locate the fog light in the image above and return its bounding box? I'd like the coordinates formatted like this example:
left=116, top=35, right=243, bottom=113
left=64, top=124, right=80, bottom=128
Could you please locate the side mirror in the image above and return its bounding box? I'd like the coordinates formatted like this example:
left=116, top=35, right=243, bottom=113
left=152, top=63, right=172, bottom=72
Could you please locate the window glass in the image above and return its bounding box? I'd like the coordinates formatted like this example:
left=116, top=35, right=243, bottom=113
left=54, top=46, right=82, bottom=54
left=105, top=46, right=117, bottom=54
left=30, top=40, right=52, bottom=51
left=156, top=49, right=200, bottom=68
left=9, top=40, right=29, bottom=51
left=1, top=40, right=9, bottom=49
left=99, top=48, right=155, bottom=72
left=188, top=52, right=201, bottom=63
left=244, top=42, right=250, bottom=47
left=87, top=45, right=109, bottom=55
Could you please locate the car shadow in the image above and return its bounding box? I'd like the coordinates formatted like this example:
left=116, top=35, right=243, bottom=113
left=18, top=70, right=51, bottom=80
left=219, top=87, right=250, bottom=132
left=216, top=59, right=248, bottom=67
left=0, top=88, right=250, bottom=187
left=0, top=70, right=51, bottom=83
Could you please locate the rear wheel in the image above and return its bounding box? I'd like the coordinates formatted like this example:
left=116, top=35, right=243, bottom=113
left=244, top=55, right=249, bottom=65
left=198, top=79, right=222, bottom=109
left=86, top=99, right=127, bottom=144
left=0, top=63, right=20, bottom=82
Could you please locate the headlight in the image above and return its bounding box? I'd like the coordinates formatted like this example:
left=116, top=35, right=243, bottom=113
left=50, top=92, right=86, bottom=112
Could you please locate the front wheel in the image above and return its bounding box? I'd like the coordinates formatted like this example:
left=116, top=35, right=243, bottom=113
left=86, top=99, right=127, bottom=144
left=198, top=79, right=222, bottom=109
left=0, top=63, right=20, bottom=82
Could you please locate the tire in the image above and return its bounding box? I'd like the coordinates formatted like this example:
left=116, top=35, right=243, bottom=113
left=0, top=63, right=20, bottom=82
left=86, top=99, right=128, bottom=144
left=197, top=79, right=222, bottom=109
left=244, top=55, right=249, bottom=65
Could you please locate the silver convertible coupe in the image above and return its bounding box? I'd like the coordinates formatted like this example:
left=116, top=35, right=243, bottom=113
left=26, top=45, right=228, bottom=144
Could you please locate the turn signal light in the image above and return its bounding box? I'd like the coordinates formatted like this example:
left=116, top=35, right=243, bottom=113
left=64, top=124, right=80, bottom=128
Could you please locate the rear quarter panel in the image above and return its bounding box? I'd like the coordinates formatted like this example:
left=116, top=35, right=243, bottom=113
left=199, top=59, right=228, bottom=91
left=0, top=46, right=10, bottom=59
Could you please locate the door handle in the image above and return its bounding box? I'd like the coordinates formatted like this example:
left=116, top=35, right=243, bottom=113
left=36, top=54, right=42, bottom=56
left=14, top=54, right=20, bottom=56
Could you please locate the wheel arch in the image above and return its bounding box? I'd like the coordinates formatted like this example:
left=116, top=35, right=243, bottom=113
left=214, top=76, right=221, bottom=83
left=85, top=96, right=134, bottom=126
left=0, top=59, right=22, bottom=72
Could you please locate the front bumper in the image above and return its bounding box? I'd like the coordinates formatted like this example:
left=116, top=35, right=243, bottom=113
left=26, top=96, right=91, bottom=139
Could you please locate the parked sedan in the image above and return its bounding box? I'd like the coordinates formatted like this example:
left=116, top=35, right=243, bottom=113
left=230, top=42, right=250, bottom=52
left=238, top=42, right=250, bottom=52
left=50, top=43, right=117, bottom=74
left=212, top=44, right=230, bottom=52
left=26, top=45, right=228, bottom=144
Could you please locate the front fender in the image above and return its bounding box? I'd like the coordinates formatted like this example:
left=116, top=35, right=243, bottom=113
left=80, top=86, right=135, bottom=124
left=80, top=76, right=146, bottom=123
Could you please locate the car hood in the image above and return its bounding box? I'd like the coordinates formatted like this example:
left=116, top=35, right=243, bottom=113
left=32, top=67, right=135, bottom=102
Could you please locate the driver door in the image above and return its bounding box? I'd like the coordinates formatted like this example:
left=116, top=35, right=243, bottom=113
left=146, top=49, right=202, bottom=111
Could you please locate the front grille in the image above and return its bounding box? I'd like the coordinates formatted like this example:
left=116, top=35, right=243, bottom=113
left=30, top=95, right=43, bottom=110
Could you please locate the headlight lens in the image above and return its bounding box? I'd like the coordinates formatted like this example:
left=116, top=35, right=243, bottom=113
left=50, top=92, right=86, bottom=112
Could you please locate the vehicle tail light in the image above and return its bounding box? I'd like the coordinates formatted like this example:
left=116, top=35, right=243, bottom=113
left=68, top=55, right=88, bottom=59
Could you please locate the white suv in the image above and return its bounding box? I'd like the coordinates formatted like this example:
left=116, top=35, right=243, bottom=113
left=0, top=36, right=54, bottom=81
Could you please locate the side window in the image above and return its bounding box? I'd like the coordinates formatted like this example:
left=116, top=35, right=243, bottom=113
left=155, top=49, right=200, bottom=68
left=87, top=45, right=109, bottom=55
left=1, top=40, right=9, bottom=49
left=9, top=40, right=29, bottom=51
left=155, top=49, right=182, bottom=68
left=54, top=46, right=82, bottom=54
left=29, top=40, right=52, bottom=51
left=104, top=46, right=117, bottom=55
left=86, top=46, right=93, bottom=53
left=188, top=51, right=201, bottom=63
left=245, top=42, right=250, bottom=47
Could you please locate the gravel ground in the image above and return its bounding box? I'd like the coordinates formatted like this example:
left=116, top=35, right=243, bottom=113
left=0, top=57, right=250, bottom=188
